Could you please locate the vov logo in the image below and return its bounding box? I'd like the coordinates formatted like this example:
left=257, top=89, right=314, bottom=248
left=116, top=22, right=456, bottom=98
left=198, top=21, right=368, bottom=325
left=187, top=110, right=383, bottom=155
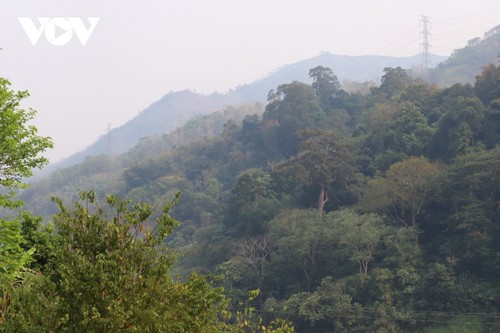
left=18, top=17, right=100, bottom=46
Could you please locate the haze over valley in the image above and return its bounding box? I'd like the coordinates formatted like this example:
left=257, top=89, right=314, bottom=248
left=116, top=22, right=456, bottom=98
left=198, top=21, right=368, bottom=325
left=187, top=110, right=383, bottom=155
left=2, top=1, right=500, bottom=332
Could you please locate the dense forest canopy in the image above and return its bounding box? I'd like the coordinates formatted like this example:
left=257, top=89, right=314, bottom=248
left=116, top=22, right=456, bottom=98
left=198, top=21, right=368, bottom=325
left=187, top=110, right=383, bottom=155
left=14, top=56, right=500, bottom=331
left=3, top=29, right=500, bottom=331
left=0, top=81, right=293, bottom=332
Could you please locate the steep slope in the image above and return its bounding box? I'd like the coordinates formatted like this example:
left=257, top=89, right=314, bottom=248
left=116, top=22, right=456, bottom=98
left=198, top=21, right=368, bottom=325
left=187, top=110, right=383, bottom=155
left=19, top=31, right=500, bottom=333
left=226, top=52, right=447, bottom=101
left=22, top=103, right=265, bottom=216
left=54, top=90, right=239, bottom=169
left=426, top=24, right=500, bottom=86
left=53, top=52, right=446, bottom=169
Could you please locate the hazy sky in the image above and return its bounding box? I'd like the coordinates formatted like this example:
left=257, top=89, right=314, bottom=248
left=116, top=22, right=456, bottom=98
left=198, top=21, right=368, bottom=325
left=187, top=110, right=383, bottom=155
left=1, top=0, right=499, bottom=162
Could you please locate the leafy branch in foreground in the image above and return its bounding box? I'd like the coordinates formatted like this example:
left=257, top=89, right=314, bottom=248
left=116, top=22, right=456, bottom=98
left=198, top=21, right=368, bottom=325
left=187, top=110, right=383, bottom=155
left=0, top=76, right=52, bottom=325
left=0, top=77, right=52, bottom=208
left=3, top=191, right=294, bottom=332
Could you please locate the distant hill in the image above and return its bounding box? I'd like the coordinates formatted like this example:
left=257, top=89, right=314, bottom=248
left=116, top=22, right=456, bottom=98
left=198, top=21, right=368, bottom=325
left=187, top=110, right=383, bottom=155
left=22, top=103, right=265, bottom=217
left=425, top=24, right=500, bottom=86
left=123, top=103, right=265, bottom=163
left=16, top=27, right=500, bottom=333
left=225, top=52, right=447, bottom=101
left=52, top=90, right=238, bottom=169
left=52, top=52, right=447, bottom=170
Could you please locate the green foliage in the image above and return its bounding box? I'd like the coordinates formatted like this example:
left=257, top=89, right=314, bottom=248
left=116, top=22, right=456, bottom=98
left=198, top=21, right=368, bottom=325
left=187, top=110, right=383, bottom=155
left=1, top=271, right=61, bottom=332
left=427, top=25, right=500, bottom=86
left=51, top=191, right=222, bottom=332
left=431, top=96, right=485, bottom=160
left=474, top=63, right=500, bottom=106
left=362, top=156, right=439, bottom=229
left=8, top=193, right=199, bottom=330
left=0, top=219, right=33, bottom=285
left=0, top=77, right=52, bottom=208
left=0, top=77, right=52, bottom=325
left=264, top=82, right=326, bottom=157
left=482, top=99, right=500, bottom=148
left=309, top=66, right=342, bottom=111
left=228, top=237, right=272, bottom=305
left=268, top=209, right=337, bottom=293
left=19, top=211, right=57, bottom=272
left=11, top=57, right=500, bottom=332
left=360, top=99, right=435, bottom=173
left=329, top=209, right=386, bottom=276
left=283, top=277, right=362, bottom=333
left=375, top=67, right=419, bottom=99
left=4, top=192, right=296, bottom=332
left=398, top=84, right=441, bottom=122
left=227, top=290, right=295, bottom=333
left=437, top=148, right=500, bottom=277
left=225, top=169, right=280, bottom=236
left=274, top=129, right=355, bottom=213
left=386, top=102, right=433, bottom=156
left=419, top=263, right=461, bottom=313
left=421, top=315, right=483, bottom=333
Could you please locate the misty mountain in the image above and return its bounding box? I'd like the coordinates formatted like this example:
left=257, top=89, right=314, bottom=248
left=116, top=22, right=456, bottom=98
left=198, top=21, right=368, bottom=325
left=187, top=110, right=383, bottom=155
left=425, top=24, right=500, bottom=86
left=52, top=90, right=238, bottom=169
left=225, top=52, right=447, bottom=101
left=53, top=52, right=447, bottom=169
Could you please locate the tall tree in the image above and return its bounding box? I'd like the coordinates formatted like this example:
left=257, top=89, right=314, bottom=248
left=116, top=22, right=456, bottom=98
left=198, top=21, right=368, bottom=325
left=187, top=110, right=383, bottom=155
left=0, top=77, right=52, bottom=323
left=330, top=209, right=386, bottom=277
left=309, top=66, right=341, bottom=111
left=0, top=77, right=53, bottom=208
left=431, top=96, right=485, bottom=160
left=375, top=67, right=417, bottom=99
left=482, top=99, right=500, bottom=148
left=438, top=148, right=500, bottom=277
left=362, top=157, right=438, bottom=233
left=474, top=62, right=500, bottom=106
left=231, top=236, right=272, bottom=307
left=385, top=102, right=433, bottom=156
left=268, top=209, right=337, bottom=293
left=224, top=169, right=279, bottom=236
left=263, top=82, right=325, bottom=157
left=275, top=130, right=355, bottom=214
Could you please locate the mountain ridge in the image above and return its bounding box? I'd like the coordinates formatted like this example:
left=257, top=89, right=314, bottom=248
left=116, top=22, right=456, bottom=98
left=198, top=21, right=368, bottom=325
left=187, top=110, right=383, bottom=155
left=51, top=52, right=447, bottom=170
left=425, top=24, right=500, bottom=86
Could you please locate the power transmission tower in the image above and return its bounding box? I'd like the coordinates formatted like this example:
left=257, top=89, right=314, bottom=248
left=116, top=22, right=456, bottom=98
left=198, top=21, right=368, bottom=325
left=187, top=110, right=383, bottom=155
left=420, top=15, right=432, bottom=69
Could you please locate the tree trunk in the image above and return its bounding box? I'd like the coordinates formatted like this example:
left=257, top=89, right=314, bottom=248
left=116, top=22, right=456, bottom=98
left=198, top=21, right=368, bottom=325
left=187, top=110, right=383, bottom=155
left=318, top=182, right=329, bottom=214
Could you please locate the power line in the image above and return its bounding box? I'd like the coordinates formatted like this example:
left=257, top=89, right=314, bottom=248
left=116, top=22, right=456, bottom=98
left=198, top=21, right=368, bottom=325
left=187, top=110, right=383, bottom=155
left=341, top=27, right=420, bottom=81
left=329, top=9, right=498, bottom=84
left=235, top=301, right=500, bottom=325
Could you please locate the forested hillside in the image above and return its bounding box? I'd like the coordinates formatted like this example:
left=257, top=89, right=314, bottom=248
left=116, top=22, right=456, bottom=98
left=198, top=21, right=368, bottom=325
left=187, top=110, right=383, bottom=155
left=53, top=90, right=241, bottom=168
left=57, top=25, right=500, bottom=172
left=0, top=84, right=291, bottom=331
left=19, top=42, right=500, bottom=332
left=52, top=52, right=445, bottom=170
left=426, top=24, right=500, bottom=86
